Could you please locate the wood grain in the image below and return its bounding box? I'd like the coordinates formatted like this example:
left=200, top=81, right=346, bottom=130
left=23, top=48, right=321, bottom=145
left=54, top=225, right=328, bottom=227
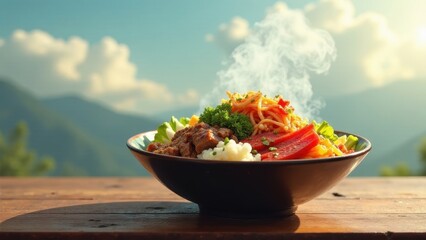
left=1, top=177, right=425, bottom=239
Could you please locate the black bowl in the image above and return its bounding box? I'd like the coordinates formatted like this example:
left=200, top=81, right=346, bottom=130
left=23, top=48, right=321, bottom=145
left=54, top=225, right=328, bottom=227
left=127, top=131, right=371, bottom=218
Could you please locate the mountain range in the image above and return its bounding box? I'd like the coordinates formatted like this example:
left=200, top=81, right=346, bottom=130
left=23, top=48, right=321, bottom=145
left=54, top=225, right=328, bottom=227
left=320, top=79, right=426, bottom=175
left=0, top=79, right=159, bottom=176
left=1, top=78, right=425, bottom=176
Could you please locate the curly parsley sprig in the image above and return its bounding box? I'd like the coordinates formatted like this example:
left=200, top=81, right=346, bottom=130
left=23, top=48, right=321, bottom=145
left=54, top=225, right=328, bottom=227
left=199, top=103, right=253, bottom=140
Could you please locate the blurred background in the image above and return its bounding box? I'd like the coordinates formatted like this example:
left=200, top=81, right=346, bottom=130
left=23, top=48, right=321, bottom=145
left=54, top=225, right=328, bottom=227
left=1, top=0, right=425, bottom=177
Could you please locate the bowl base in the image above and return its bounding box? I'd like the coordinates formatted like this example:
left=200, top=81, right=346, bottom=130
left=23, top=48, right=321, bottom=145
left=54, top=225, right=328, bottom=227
left=198, top=205, right=298, bottom=219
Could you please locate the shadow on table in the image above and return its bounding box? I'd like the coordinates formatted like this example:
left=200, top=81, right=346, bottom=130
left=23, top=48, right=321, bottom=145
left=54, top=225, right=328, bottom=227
left=0, top=201, right=300, bottom=233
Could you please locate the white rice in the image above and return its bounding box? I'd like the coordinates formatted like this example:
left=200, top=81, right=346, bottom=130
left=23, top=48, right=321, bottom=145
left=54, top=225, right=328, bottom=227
left=197, top=139, right=261, bottom=161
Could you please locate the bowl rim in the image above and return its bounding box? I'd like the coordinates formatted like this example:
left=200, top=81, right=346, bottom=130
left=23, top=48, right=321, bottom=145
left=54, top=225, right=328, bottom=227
left=127, top=130, right=372, bottom=165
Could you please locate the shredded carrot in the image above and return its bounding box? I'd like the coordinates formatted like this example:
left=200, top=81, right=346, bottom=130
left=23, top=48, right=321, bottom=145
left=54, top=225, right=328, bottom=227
left=188, top=115, right=199, bottom=126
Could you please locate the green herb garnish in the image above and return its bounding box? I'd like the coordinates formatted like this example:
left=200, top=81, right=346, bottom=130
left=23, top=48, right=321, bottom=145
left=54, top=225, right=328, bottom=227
left=199, top=103, right=253, bottom=139
left=261, top=137, right=270, bottom=146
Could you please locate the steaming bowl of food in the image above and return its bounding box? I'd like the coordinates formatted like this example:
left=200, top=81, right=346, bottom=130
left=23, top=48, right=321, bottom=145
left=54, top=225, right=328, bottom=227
left=127, top=91, right=372, bottom=217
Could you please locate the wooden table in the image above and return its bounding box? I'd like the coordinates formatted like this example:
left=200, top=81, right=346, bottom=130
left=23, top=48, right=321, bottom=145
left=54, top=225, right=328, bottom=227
left=1, top=177, right=425, bottom=239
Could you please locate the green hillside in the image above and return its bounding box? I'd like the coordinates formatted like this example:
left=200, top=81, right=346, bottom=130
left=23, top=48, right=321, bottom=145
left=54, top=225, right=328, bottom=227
left=375, top=132, right=426, bottom=174
left=0, top=79, right=148, bottom=176
left=43, top=95, right=159, bottom=149
left=153, top=106, right=199, bottom=121
left=320, top=79, right=426, bottom=175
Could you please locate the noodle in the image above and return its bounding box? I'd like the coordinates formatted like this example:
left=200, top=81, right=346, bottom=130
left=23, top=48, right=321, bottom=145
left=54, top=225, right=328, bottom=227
left=226, top=91, right=307, bottom=136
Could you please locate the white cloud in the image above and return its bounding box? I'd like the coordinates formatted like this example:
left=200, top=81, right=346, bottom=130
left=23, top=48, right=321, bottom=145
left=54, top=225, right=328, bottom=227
left=221, top=17, right=250, bottom=41
left=0, top=30, right=88, bottom=95
left=397, top=39, right=426, bottom=77
left=177, top=89, right=199, bottom=103
left=305, top=0, right=421, bottom=95
left=80, top=37, right=140, bottom=94
left=0, top=29, right=199, bottom=115
left=207, top=0, right=426, bottom=96
left=205, top=16, right=250, bottom=53
left=305, top=0, right=354, bottom=33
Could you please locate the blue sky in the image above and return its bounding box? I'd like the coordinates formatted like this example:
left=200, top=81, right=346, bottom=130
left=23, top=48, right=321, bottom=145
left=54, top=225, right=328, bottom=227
left=1, top=0, right=425, bottom=116
left=0, top=0, right=309, bottom=90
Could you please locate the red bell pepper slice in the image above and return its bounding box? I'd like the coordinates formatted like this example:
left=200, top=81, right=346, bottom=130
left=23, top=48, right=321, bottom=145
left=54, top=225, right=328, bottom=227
left=242, top=131, right=282, bottom=152
left=274, top=98, right=290, bottom=117
left=241, top=124, right=316, bottom=152
left=261, top=127, right=319, bottom=160
left=278, top=98, right=290, bottom=108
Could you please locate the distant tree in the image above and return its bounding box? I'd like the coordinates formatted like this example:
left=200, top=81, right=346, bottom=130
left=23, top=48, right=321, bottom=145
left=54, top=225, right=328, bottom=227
left=0, top=121, right=55, bottom=176
left=419, top=137, right=426, bottom=176
left=380, top=163, right=413, bottom=176
left=380, top=137, right=426, bottom=176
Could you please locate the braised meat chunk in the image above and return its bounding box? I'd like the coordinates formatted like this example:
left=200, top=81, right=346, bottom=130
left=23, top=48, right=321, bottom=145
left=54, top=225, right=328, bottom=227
left=192, top=125, right=233, bottom=153
left=147, top=122, right=237, bottom=157
left=146, top=142, right=180, bottom=156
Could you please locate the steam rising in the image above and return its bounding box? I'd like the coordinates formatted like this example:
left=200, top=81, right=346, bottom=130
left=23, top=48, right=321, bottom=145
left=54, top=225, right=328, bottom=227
left=201, top=4, right=336, bottom=119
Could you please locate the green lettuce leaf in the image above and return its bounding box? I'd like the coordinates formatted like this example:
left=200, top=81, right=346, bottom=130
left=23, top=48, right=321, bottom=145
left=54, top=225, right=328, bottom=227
left=153, top=116, right=190, bottom=143
left=313, top=120, right=338, bottom=141
left=313, top=120, right=360, bottom=151
left=345, top=135, right=359, bottom=150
